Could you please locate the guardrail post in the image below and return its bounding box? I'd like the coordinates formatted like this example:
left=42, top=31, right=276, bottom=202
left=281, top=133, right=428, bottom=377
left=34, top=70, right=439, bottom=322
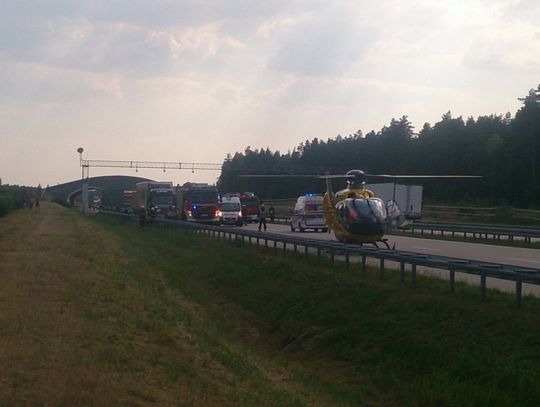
left=273, top=240, right=277, bottom=255
left=449, top=269, right=455, bottom=293
left=400, top=261, right=405, bottom=282
left=317, top=247, right=321, bottom=262
left=283, top=241, right=287, bottom=256
left=379, top=258, right=384, bottom=280
left=330, top=249, right=335, bottom=265
left=304, top=245, right=309, bottom=258
left=345, top=251, right=350, bottom=271
left=411, top=264, right=417, bottom=287
left=361, top=256, right=366, bottom=273
left=516, top=278, right=522, bottom=307
left=480, top=273, right=486, bottom=301
left=294, top=242, right=298, bottom=254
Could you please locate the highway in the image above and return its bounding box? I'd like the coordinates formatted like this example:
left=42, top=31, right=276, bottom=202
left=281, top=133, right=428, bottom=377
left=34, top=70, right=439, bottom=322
left=243, top=222, right=540, bottom=296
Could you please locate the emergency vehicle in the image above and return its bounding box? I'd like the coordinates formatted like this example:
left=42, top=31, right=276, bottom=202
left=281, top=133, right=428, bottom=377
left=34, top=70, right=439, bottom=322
left=177, top=183, right=220, bottom=224
left=290, top=194, right=327, bottom=232
left=239, top=193, right=260, bottom=222
left=218, top=195, right=243, bottom=226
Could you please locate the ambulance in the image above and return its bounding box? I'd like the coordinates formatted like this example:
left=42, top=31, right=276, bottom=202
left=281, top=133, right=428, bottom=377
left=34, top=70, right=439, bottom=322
left=290, top=194, right=327, bottom=232
left=218, top=195, right=243, bottom=226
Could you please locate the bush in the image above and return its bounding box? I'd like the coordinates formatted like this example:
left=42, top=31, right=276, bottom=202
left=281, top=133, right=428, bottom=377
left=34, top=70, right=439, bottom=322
left=0, top=196, right=16, bottom=217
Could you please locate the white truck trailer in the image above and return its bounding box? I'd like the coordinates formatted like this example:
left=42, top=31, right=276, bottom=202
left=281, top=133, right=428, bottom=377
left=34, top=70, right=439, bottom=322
left=365, top=183, right=423, bottom=219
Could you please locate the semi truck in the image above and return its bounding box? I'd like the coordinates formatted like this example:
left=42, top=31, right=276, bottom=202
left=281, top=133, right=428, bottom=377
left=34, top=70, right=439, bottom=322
left=177, top=182, right=220, bottom=223
left=133, top=181, right=176, bottom=218
left=365, top=183, right=423, bottom=219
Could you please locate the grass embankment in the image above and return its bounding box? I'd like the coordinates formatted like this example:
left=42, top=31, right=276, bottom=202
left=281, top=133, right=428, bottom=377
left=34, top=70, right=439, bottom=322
left=2, top=203, right=540, bottom=406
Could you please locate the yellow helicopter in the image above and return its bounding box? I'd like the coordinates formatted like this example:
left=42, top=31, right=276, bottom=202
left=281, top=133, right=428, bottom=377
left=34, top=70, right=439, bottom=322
left=240, top=170, right=481, bottom=248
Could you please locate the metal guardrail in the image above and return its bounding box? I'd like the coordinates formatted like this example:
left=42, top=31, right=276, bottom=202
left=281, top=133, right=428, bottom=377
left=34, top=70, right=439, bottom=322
left=423, top=204, right=540, bottom=222
left=101, top=211, right=540, bottom=306
left=264, top=217, right=540, bottom=245
left=402, top=222, right=540, bottom=244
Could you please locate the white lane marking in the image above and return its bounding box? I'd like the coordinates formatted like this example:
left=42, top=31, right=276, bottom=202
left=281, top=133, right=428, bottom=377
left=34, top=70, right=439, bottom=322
left=413, top=247, right=441, bottom=252
left=507, top=258, right=540, bottom=265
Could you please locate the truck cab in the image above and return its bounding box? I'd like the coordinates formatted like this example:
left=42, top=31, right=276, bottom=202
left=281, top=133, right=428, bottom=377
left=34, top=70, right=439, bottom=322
left=218, top=195, right=243, bottom=226
left=239, top=193, right=260, bottom=223
left=177, top=183, right=220, bottom=224
left=290, top=194, right=327, bottom=232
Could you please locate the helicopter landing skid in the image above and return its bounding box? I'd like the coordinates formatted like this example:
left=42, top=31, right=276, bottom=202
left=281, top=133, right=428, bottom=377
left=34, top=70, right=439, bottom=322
left=361, top=239, right=392, bottom=250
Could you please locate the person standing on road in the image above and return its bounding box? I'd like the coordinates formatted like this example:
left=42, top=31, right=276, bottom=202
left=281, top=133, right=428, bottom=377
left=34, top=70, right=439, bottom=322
left=139, top=206, right=147, bottom=228
left=258, top=203, right=267, bottom=231
left=268, top=206, right=275, bottom=223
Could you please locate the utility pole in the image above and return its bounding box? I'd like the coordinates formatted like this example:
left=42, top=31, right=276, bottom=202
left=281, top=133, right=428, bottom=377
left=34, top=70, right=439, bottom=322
left=77, top=147, right=89, bottom=213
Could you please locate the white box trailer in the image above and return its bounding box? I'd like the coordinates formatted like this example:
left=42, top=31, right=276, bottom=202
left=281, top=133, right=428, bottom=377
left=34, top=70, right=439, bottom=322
left=365, top=183, right=423, bottom=219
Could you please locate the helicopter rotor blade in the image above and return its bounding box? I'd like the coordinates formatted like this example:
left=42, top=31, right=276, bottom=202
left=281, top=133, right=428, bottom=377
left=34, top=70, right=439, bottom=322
left=370, top=175, right=482, bottom=179
left=237, top=174, right=320, bottom=178
left=316, top=174, right=356, bottom=180
left=237, top=172, right=482, bottom=179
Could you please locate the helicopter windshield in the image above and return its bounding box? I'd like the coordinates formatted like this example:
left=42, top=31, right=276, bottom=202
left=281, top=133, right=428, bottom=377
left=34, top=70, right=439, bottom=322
left=336, top=197, right=388, bottom=236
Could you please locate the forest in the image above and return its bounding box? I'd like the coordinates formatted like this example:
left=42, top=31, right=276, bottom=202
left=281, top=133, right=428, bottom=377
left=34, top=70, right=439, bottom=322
left=218, top=85, right=540, bottom=208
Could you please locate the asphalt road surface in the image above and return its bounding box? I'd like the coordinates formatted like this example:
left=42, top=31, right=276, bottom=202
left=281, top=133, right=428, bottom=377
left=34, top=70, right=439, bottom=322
left=244, top=222, right=540, bottom=296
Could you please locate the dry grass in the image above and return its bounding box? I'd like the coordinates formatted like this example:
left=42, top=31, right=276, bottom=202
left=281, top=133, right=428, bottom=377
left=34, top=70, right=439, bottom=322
left=0, top=203, right=352, bottom=406
left=0, top=203, right=238, bottom=406
left=2, top=205, right=156, bottom=404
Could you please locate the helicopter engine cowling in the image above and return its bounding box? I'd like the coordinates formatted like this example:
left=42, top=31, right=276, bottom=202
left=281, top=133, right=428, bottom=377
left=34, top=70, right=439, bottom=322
left=335, top=197, right=388, bottom=237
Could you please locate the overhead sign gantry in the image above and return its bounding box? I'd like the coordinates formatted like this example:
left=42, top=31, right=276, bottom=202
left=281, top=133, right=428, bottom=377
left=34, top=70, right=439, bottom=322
left=76, top=147, right=222, bottom=212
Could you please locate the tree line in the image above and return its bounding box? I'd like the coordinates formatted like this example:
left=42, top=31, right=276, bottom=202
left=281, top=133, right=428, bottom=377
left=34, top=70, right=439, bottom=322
left=218, top=85, right=540, bottom=208
left=0, top=184, right=41, bottom=217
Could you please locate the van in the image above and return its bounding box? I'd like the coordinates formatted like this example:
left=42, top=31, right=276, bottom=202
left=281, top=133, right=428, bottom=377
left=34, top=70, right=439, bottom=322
left=290, top=194, right=327, bottom=232
left=218, top=195, right=243, bottom=226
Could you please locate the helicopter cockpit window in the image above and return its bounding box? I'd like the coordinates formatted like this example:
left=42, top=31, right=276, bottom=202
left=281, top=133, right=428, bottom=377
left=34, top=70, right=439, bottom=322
left=336, top=197, right=388, bottom=235
left=367, top=198, right=387, bottom=220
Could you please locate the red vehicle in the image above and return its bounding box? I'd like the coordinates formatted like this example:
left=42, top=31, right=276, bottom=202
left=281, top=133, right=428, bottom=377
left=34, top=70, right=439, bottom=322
left=177, top=183, right=220, bottom=224
left=239, top=193, right=260, bottom=223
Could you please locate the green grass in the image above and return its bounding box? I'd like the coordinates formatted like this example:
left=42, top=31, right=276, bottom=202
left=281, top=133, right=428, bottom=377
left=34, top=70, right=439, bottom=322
left=92, top=214, right=540, bottom=406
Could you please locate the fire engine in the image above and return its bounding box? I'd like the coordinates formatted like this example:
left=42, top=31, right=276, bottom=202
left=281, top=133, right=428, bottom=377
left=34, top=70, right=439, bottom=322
left=177, top=183, right=220, bottom=224
left=239, top=193, right=260, bottom=223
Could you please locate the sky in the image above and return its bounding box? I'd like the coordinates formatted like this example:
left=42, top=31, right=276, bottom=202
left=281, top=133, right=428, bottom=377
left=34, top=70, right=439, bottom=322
left=1, top=0, right=539, bottom=187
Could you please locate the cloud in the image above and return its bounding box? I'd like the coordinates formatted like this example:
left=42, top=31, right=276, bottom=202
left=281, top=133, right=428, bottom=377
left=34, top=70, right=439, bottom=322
left=268, top=15, right=377, bottom=76
left=0, top=57, right=123, bottom=103
left=0, top=10, right=246, bottom=76
left=256, top=13, right=311, bottom=39
left=463, top=19, right=540, bottom=73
